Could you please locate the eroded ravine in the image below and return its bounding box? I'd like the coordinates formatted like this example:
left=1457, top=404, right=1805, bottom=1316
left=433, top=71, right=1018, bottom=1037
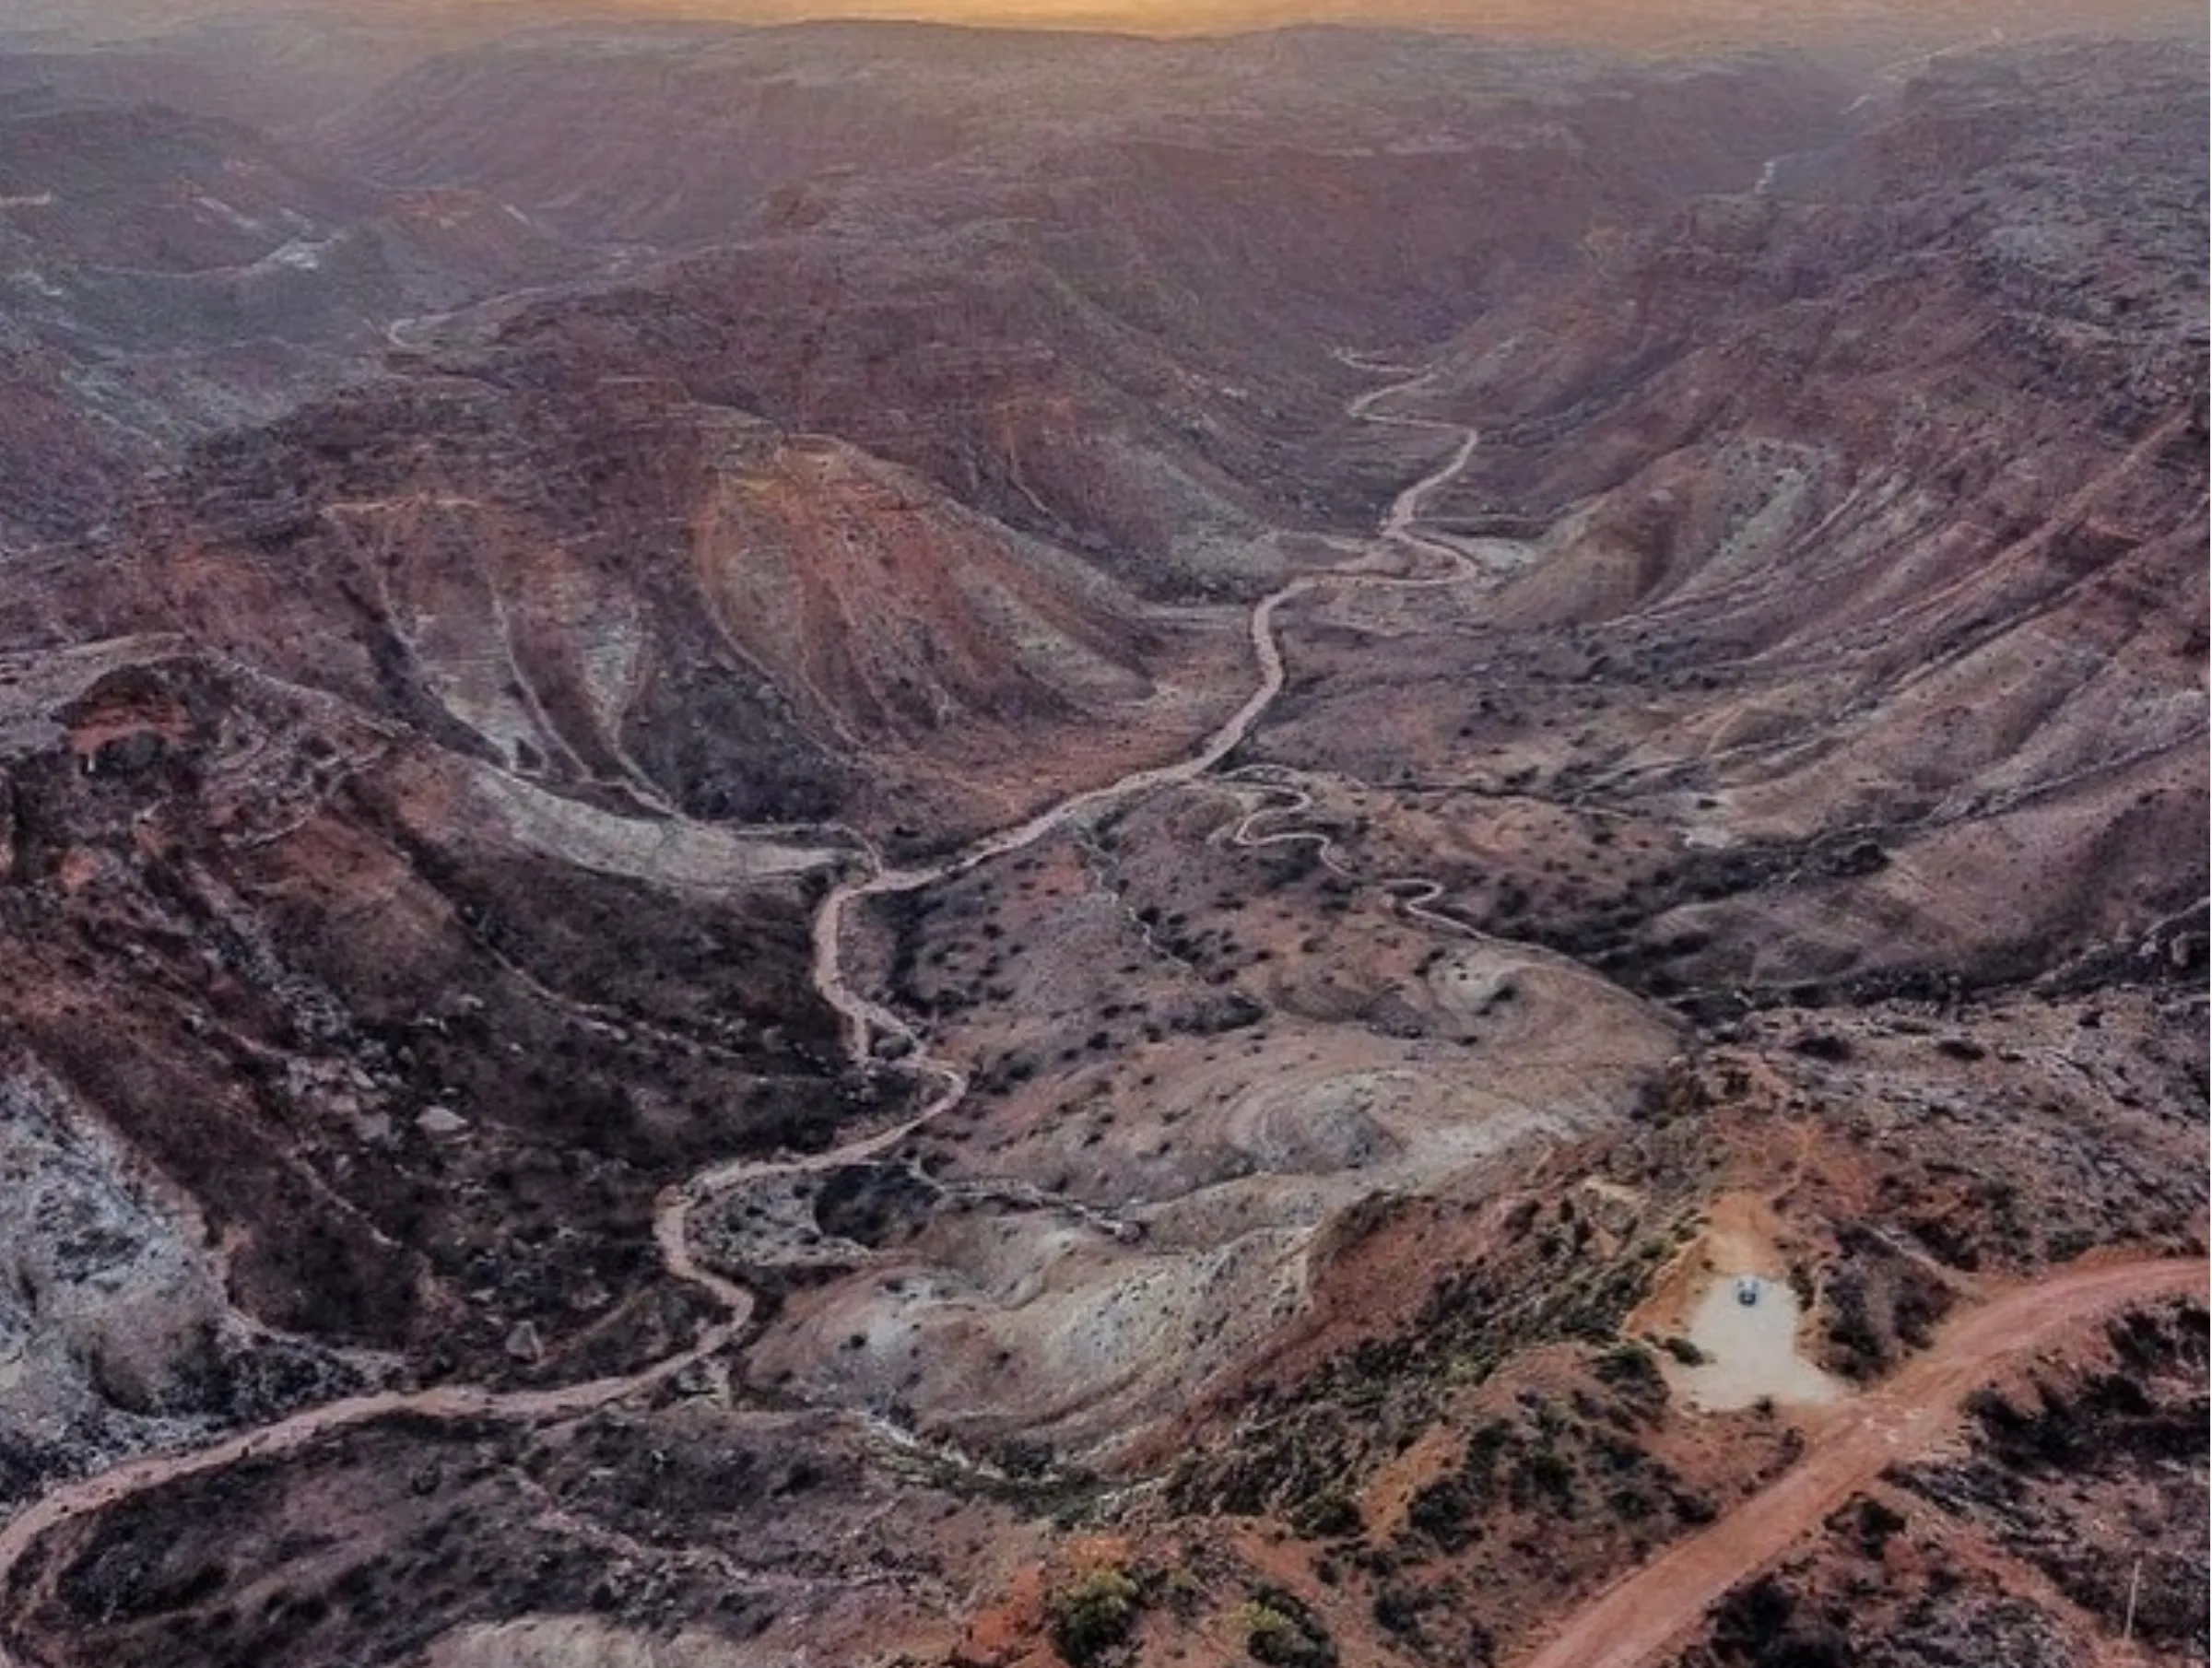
left=1, top=345, right=2196, bottom=1668
left=0, top=359, right=1487, bottom=1650
left=809, top=366, right=1485, bottom=1064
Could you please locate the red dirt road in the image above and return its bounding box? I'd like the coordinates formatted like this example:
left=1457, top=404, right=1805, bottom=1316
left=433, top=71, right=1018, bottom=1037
left=1517, top=1257, right=2208, bottom=1668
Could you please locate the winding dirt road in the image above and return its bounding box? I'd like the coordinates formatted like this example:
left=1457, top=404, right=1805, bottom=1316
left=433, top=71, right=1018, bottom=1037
left=1214, top=762, right=1623, bottom=987
left=0, top=359, right=1488, bottom=1653
left=1518, top=1256, right=2208, bottom=1668
left=1, top=347, right=2200, bottom=1668
left=805, top=365, right=1485, bottom=1069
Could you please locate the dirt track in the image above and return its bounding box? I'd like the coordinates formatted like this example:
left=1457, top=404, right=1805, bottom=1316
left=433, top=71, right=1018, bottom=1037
left=0, top=361, right=1486, bottom=1662
left=0, top=348, right=2200, bottom=1668
left=1517, top=1256, right=2209, bottom=1668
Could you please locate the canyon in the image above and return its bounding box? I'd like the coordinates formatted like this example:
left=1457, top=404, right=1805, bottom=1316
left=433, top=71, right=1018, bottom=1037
left=0, top=10, right=2202, bottom=1668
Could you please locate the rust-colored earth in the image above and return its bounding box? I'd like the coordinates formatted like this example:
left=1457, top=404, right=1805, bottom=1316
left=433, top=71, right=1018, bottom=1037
left=0, top=15, right=2204, bottom=1668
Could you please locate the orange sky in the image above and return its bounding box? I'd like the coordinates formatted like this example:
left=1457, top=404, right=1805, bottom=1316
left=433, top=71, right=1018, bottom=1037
left=22, top=0, right=2206, bottom=49
left=559, top=0, right=2212, bottom=43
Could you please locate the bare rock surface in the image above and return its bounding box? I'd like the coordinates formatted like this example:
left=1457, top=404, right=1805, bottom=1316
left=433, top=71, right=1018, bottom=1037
left=0, top=17, right=2201, bottom=1668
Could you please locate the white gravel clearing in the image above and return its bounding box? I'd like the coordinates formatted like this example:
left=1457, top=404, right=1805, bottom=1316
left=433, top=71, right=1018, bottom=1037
left=1669, top=1275, right=1846, bottom=1412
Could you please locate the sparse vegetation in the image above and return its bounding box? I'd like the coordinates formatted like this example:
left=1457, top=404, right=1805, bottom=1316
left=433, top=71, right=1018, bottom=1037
left=1045, top=1565, right=1144, bottom=1666
left=6, top=25, right=2204, bottom=1668
left=1236, top=1587, right=1337, bottom=1666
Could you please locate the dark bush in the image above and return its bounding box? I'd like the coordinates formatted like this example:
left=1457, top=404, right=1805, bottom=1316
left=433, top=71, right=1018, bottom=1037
left=1045, top=1567, right=1142, bottom=1667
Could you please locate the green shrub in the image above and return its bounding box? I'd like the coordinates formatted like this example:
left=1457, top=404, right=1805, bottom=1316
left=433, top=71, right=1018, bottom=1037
left=1235, top=1588, right=1338, bottom=1667
left=1046, top=1566, right=1142, bottom=1666
left=1290, top=1489, right=1364, bottom=1539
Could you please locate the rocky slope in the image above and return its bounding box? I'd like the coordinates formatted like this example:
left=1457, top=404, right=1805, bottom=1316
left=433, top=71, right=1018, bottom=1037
left=0, top=649, right=870, bottom=1430
left=320, top=29, right=1850, bottom=578
left=10, top=358, right=1257, bottom=842
left=1262, top=38, right=2208, bottom=1003
left=0, top=20, right=2202, bottom=1668
left=0, top=73, right=574, bottom=547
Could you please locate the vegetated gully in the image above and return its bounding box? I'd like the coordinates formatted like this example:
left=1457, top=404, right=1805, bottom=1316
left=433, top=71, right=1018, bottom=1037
left=0, top=358, right=1486, bottom=1637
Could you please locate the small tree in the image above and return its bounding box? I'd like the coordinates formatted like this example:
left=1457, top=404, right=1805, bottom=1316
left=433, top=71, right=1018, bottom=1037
left=1046, top=1566, right=1142, bottom=1666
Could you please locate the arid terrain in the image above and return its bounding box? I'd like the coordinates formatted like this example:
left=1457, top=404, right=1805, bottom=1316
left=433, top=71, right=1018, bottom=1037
left=0, top=6, right=2203, bottom=1667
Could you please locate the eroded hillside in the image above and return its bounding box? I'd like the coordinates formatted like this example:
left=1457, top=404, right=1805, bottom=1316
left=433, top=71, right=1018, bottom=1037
left=0, top=18, right=2201, bottom=1668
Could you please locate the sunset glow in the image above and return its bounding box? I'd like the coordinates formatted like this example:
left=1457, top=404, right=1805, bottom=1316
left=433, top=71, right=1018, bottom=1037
left=539, top=0, right=2211, bottom=40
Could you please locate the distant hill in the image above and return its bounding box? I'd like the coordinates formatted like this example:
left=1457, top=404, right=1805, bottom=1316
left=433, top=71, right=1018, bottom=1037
left=4, top=0, right=2203, bottom=52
